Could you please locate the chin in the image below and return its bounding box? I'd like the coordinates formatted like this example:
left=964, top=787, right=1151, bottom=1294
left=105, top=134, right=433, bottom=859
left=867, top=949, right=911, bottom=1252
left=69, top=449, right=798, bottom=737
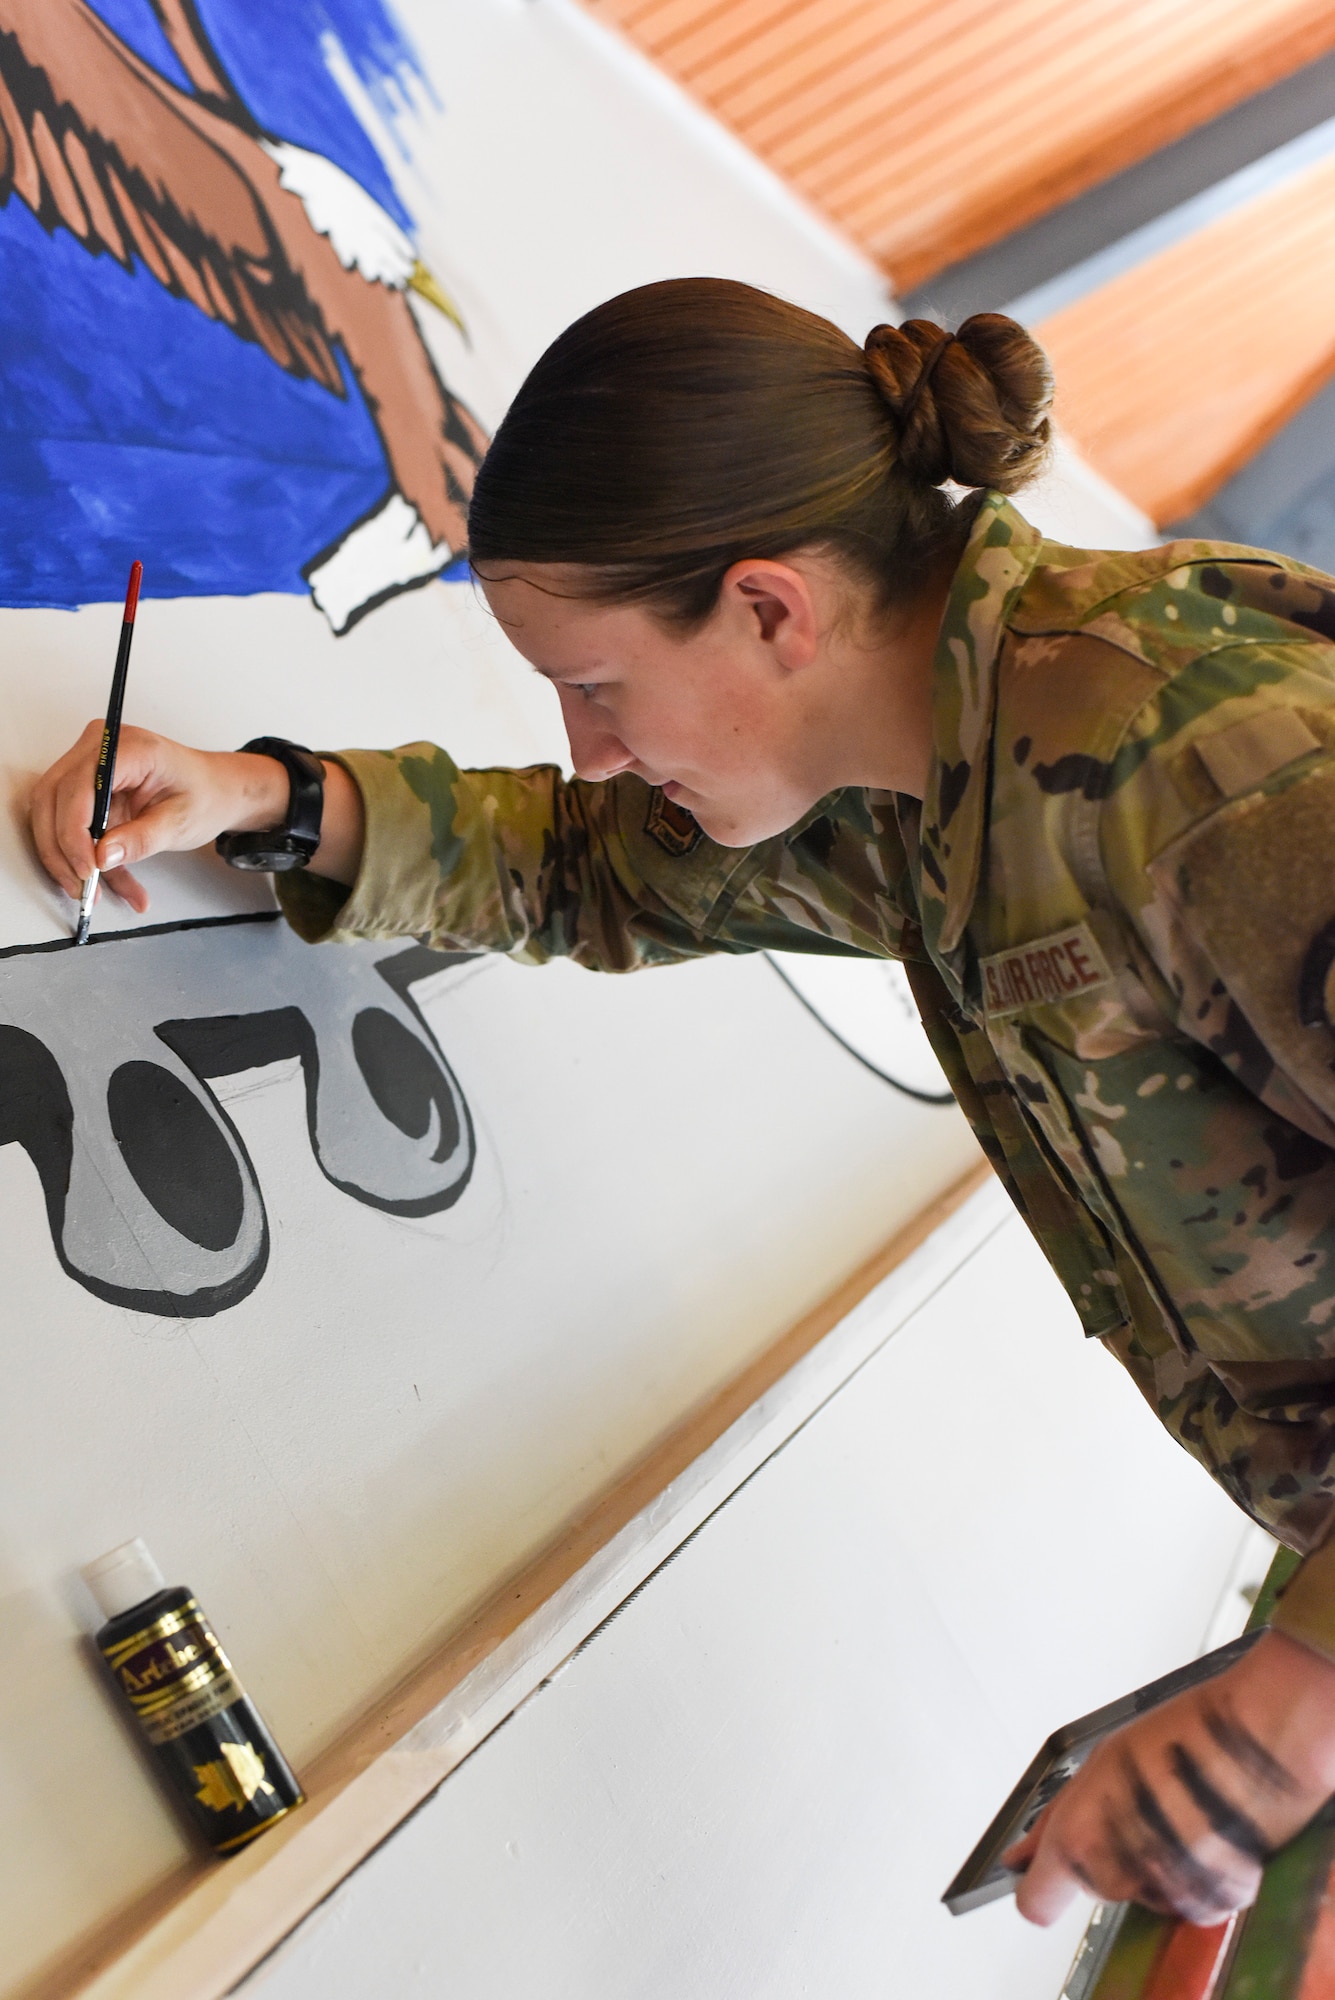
left=690, top=802, right=802, bottom=848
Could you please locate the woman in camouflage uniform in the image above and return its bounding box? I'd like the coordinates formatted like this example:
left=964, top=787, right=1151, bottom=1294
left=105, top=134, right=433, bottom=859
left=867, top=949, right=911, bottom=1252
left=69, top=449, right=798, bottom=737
left=33, top=279, right=1335, bottom=1928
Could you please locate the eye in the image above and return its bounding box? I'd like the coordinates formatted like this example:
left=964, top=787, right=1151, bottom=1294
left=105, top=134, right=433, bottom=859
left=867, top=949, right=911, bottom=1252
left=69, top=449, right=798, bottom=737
left=569, top=682, right=599, bottom=700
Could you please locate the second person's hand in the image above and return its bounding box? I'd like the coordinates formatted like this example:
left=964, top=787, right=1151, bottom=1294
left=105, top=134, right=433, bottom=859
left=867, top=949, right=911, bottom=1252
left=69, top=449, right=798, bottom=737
left=1004, top=1630, right=1335, bottom=1928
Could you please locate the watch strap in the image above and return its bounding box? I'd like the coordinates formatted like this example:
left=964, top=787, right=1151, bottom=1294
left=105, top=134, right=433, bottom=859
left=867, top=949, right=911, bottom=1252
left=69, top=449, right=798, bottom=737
left=216, top=737, right=324, bottom=872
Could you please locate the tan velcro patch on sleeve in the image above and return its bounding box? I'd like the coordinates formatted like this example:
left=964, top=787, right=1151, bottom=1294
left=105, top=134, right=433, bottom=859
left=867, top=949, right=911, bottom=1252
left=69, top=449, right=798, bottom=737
left=1150, top=761, right=1335, bottom=1127
left=1194, top=707, right=1319, bottom=800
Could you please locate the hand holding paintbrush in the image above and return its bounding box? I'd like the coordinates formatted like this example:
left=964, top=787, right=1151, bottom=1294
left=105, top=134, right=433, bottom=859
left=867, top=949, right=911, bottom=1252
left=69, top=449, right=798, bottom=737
left=74, top=558, right=142, bottom=944
left=28, top=605, right=363, bottom=911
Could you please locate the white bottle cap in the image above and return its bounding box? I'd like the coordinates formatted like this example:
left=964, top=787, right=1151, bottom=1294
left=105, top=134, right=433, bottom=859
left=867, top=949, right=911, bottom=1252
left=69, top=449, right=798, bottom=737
left=82, top=1538, right=168, bottom=1621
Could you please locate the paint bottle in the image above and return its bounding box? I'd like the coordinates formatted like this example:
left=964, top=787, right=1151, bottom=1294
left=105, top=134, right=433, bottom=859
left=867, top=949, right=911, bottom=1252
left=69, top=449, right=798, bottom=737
left=84, top=1538, right=304, bottom=1855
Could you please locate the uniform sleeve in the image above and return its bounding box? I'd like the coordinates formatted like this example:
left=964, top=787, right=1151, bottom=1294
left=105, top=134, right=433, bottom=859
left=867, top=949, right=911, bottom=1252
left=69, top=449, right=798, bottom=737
left=1102, top=669, right=1335, bottom=1661
left=276, top=744, right=908, bottom=970
left=275, top=744, right=747, bottom=968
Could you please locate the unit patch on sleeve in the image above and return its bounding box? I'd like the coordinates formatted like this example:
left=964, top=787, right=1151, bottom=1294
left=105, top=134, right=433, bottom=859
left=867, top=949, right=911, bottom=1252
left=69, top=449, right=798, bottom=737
left=981, top=921, right=1114, bottom=1018
left=645, top=789, right=703, bottom=857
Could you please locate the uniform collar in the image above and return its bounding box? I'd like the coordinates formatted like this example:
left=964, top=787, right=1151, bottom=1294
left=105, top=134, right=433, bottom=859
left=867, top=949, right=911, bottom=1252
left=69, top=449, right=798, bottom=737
left=917, top=493, right=1045, bottom=973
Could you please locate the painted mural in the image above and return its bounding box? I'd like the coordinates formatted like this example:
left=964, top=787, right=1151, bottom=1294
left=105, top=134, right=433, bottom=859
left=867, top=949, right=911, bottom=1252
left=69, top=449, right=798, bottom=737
left=0, top=0, right=486, bottom=633
left=0, top=0, right=498, bottom=1323
left=0, top=0, right=953, bottom=1336
left=0, top=918, right=475, bottom=1315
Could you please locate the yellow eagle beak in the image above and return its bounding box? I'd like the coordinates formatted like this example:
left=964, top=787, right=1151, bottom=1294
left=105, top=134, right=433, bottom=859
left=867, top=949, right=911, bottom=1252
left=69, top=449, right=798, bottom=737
left=408, top=261, right=468, bottom=343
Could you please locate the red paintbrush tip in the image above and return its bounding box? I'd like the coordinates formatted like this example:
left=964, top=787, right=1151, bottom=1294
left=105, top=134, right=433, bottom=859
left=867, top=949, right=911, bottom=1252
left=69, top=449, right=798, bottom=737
left=123, top=559, right=142, bottom=624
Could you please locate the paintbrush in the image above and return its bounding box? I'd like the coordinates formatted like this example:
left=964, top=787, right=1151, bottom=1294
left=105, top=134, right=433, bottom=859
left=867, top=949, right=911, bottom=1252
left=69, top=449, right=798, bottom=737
left=75, top=559, right=142, bottom=945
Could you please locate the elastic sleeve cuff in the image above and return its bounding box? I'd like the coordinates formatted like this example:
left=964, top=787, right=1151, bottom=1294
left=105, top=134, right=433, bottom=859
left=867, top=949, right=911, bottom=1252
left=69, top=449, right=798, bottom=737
left=1271, top=1535, right=1335, bottom=1665
left=275, top=748, right=444, bottom=945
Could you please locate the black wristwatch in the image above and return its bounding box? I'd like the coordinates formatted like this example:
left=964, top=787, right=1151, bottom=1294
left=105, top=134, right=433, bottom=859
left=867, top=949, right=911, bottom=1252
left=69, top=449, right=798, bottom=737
left=216, top=737, right=325, bottom=872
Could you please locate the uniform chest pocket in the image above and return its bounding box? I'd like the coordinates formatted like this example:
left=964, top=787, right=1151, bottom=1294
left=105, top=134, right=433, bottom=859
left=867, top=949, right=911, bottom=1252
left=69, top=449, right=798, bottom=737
left=1030, top=1033, right=1335, bottom=1365
left=949, top=1010, right=1129, bottom=1338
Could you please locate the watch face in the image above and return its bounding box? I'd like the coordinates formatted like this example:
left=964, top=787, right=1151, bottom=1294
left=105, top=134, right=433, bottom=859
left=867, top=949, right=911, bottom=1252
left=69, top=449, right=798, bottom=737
left=217, top=833, right=315, bottom=872
left=256, top=846, right=312, bottom=872
left=227, top=848, right=280, bottom=872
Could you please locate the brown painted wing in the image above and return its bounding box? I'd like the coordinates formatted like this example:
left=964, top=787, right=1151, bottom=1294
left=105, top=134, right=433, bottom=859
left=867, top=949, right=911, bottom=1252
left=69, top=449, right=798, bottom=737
left=0, top=0, right=344, bottom=390
left=0, top=0, right=489, bottom=553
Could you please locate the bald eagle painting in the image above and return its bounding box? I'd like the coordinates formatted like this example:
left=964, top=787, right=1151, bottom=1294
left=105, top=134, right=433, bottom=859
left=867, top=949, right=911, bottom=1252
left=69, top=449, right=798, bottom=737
left=0, top=0, right=489, bottom=632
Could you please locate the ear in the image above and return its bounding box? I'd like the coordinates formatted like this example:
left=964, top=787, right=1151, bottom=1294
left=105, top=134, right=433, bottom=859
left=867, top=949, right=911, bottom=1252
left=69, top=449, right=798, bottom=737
left=719, top=560, right=819, bottom=669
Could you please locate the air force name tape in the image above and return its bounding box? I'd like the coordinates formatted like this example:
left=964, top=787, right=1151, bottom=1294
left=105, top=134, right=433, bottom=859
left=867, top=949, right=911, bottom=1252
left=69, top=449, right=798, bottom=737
left=981, top=921, right=1114, bottom=1018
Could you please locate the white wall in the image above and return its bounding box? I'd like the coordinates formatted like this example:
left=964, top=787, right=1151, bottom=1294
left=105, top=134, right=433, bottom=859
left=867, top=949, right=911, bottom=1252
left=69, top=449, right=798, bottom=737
left=0, top=1, right=1157, bottom=1991
left=0, top=5, right=928, bottom=1990
left=241, top=1212, right=1260, bottom=2000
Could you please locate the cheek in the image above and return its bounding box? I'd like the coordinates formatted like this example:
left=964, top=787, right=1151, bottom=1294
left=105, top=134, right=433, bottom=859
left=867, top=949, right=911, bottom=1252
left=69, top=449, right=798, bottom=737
left=608, top=635, right=777, bottom=778
left=646, top=675, right=765, bottom=768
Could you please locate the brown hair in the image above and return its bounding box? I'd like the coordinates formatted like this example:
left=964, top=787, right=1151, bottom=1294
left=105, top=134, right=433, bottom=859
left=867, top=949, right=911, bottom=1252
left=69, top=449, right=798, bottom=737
left=468, top=278, right=1052, bottom=626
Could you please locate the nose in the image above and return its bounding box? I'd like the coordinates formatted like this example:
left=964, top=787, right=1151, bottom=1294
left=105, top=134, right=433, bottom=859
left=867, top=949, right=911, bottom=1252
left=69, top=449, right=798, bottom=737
left=557, top=686, right=635, bottom=781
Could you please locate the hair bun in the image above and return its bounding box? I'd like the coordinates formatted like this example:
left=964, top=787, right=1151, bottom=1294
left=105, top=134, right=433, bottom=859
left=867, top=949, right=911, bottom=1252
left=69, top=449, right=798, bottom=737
left=864, top=314, right=1053, bottom=493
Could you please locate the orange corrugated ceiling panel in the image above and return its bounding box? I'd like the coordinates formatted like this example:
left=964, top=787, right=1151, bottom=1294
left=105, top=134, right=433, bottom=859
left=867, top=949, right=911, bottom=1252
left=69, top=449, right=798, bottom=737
left=582, top=0, right=1335, bottom=290
left=1037, top=153, right=1335, bottom=525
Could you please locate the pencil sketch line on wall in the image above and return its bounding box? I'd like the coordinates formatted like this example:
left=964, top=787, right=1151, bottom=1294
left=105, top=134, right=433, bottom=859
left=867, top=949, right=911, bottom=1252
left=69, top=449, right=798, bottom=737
left=0, top=914, right=476, bottom=1317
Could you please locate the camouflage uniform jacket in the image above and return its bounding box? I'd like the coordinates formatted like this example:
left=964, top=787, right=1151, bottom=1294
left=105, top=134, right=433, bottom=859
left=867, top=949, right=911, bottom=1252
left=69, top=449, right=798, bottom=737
left=281, top=493, right=1335, bottom=1660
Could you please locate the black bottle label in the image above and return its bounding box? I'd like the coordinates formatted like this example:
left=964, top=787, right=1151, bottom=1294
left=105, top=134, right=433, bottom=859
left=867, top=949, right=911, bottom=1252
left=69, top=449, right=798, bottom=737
left=99, top=1597, right=302, bottom=1848
left=102, top=1599, right=242, bottom=1745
